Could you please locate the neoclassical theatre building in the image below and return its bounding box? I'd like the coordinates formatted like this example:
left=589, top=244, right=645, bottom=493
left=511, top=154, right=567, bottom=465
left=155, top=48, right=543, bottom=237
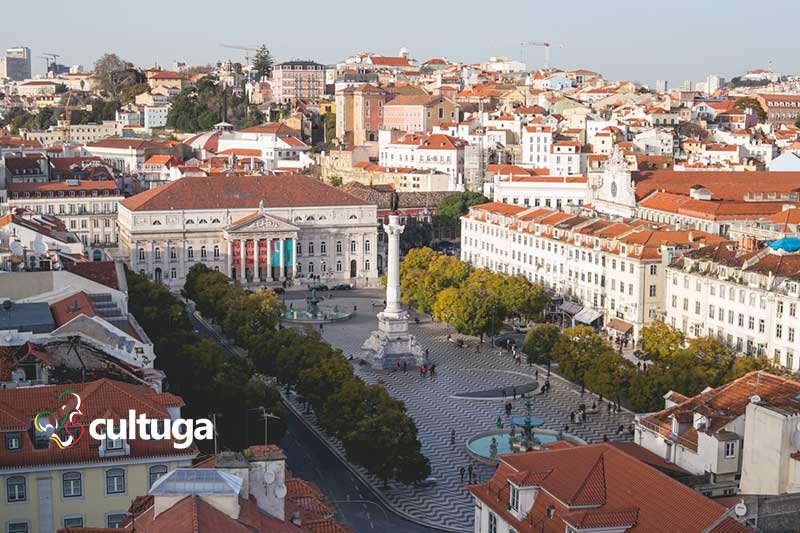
left=116, top=175, right=379, bottom=288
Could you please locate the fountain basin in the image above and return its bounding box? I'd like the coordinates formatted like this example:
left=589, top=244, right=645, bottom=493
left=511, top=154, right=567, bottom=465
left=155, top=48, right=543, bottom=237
left=466, top=429, right=585, bottom=465
left=282, top=307, right=352, bottom=324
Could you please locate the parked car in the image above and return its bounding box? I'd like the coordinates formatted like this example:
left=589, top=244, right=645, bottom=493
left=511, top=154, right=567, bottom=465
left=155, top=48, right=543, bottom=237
left=310, top=283, right=329, bottom=291
left=268, top=287, right=285, bottom=295
left=331, top=283, right=352, bottom=290
left=512, top=323, right=530, bottom=333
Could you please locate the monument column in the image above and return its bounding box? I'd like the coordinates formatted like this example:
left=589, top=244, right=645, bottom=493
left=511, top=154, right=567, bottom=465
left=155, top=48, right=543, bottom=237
left=239, top=239, right=247, bottom=283
left=384, top=215, right=404, bottom=315
left=253, top=238, right=260, bottom=282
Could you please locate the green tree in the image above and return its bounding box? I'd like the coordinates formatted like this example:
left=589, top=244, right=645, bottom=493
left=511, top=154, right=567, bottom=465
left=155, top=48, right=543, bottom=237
left=323, top=112, right=336, bottom=142
left=523, top=324, right=560, bottom=365
left=121, top=82, right=150, bottom=104
left=93, top=53, right=144, bottom=97
left=734, top=97, right=767, bottom=123
left=552, top=326, right=612, bottom=389
left=253, top=45, right=274, bottom=80
left=400, top=219, right=433, bottom=254
left=500, top=274, right=549, bottom=321
left=584, top=351, right=636, bottom=400
left=640, top=322, right=685, bottom=362
left=433, top=191, right=489, bottom=227
left=328, top=175, right=343, bottom=187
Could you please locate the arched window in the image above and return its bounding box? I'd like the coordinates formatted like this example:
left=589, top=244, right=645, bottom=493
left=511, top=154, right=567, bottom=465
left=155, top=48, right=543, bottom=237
left=200, top=246, right=207, bottom=259
left=7, top=475, right=26, bottom=502
left=198, top=219, right=208, bottom=224
left=154, top=248, right=161, bottom=261
left=138, top=248, right=145, bottom=261
left=213, top=245, right=220, bottom=258
left=321, top=261, right=326, bottom=272
left=148, top=465, right=168, bottom=487
left=365, top=259, right=371, bottom=271
left=336, top=261, right=342, bottom=272
left=170, top=268, right=177, bottom=279
left=62, top=472, right=82, bottom=498
left=306, top=215, right=315, bottom=221
left=186, top=219, right=194, bottom=224
left=320, top=241, right=327, bottom=254
left=336, top=241, right=342, bottom=254
left=364, top=240, right=371, bottom=252
left=349, top=214, right=358, bottom=220
left=308, top=262, right=314, bottom=273
left=187, top=246, right=194, bottom=259
left=106, top=468, right=125, bottom=494
left=350, top=240, right=357, bottom=253
left=211, top=218, right=220, bottom=223
left=152, top=220, right=162, bottom=225
left=308, top=242, right=314, bottom=255
left=170, top=247, right=177, bottom=259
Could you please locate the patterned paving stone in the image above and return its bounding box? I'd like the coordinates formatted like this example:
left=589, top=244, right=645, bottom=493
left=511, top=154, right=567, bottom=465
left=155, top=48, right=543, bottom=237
left=289, top=298, right=635, bottom=531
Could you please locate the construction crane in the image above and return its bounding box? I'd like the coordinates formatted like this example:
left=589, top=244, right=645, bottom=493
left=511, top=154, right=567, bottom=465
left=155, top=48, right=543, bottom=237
left=220, top=44, right=260, bottom=65
left=520, top=42, right=564, bottom=70
left=39, top=52, right=62, bottom=74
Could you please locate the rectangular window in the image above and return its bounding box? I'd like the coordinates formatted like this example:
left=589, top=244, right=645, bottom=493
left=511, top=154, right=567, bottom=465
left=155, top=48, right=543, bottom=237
left=62, top=472, right=82, bottom=498
left=7, top=524, right=28, bottom=533
left=488, top=513, right=497, bottom=533
left=509, top=485, right=519, bottom=511
left=63, top=518, right=84, bottom=528
left=724, top=441, right=737, bottom=458
left=5, top=432, right=21, bottom=451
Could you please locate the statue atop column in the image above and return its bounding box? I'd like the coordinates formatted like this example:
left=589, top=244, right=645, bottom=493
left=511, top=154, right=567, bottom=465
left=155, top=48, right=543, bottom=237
left=360, top=214, right=426, bottom=369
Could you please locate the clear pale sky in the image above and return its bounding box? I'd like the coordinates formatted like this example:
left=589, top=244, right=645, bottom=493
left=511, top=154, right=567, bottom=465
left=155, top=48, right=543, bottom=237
left=5, top=0, right=798, bottom=85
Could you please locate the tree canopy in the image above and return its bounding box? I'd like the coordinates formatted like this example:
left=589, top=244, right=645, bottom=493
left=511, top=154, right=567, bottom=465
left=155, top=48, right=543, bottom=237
left=433, top=191, right=489, bottom=227
left=93, top=53, right=145, bottom=98
left=167, top=76, right=264, bottom=132
left=734, top=96, right=767, bottom=122
left=253, top=46, right=274, bottom=80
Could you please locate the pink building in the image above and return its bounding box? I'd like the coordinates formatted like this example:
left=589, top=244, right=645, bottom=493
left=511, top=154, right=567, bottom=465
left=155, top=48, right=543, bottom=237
left=272, top=60, right=326, bottom=104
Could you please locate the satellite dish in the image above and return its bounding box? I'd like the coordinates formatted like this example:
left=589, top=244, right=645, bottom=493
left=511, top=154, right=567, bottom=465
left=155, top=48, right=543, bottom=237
left=274, top=484, right=287, bottom=498
left=9, top=241, right=23, bottom=256
left=264, top=470, right=276, bottom=485
left=734, top=502, right=747, bottom=517
left=32, top=239, right=48, bottom=255
left=750, top=395, right=761, bottom=404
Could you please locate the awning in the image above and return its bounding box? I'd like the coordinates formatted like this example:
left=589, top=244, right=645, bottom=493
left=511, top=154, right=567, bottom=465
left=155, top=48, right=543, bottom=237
left=559, top=302, right=583, bottom=316
left=607, top=318, right=633, bottom=334
left=575, top=308, right=604, bottom=325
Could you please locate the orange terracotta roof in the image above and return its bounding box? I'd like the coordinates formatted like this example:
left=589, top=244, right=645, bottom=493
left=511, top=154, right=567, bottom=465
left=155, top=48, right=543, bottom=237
left=120, top=175, right=370, bottom=212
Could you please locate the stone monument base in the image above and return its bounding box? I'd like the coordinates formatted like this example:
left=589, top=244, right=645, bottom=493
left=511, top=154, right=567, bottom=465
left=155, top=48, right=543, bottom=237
left=360, top=310, right=426, bottom=370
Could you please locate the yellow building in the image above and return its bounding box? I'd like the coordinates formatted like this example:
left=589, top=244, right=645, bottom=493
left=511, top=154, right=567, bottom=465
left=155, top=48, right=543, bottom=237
left=0, top=379, right=198, bottom=532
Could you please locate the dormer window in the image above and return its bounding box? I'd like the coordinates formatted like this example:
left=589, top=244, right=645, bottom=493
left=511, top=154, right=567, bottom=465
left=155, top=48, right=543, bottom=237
left=724, top=441, right=737, bottom=458
left=106, top=437, right=124, bottom=451
left=509, top=483, right=519, bottom=511
left=5, top=432, right=21, bottom=451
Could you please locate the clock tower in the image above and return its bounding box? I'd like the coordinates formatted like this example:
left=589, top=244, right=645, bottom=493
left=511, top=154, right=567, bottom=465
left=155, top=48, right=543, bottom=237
left=592, top=146, right=637, bottom=218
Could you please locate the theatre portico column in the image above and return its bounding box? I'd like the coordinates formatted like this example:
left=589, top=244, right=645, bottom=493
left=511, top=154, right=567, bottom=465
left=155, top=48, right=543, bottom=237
left=266, top=238, right=273, bottom=282
left=278, top=238, right=286, bottom=281
left=226, top=240, right=233, bottom=277
left=239, top=239, right=247, bottom=284
left=253, top=238, right=260, bottom=282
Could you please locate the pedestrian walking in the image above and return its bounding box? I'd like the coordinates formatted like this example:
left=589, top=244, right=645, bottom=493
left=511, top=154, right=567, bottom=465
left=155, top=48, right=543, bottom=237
left=534, top=369, right=539, bottom=381
left=569, top=411, right=575, bottom=424
left=513, top=387, right=517, bottom=400
left=467, top=464, right=474, bottom=483
left=459, top=466, right=465, bottom=483
left=495, top=416, right=503, bottom=428
left=403, top=361, right=408, bottom=372
left=502, top=388, right=507, bottom=399
left=450, top=428, right=456, bottom=445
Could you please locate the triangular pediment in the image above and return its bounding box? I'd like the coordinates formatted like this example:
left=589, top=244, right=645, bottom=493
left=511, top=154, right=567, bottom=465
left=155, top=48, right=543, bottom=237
left=226, top=212, right=299, bottom=233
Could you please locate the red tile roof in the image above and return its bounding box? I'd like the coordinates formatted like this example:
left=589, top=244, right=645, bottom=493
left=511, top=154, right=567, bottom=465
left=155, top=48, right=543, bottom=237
left=0, top=379, right=191, bottom=469
left=641, top=371, right=800, bottom=451
left=49, top=291, right=98, bottom=327
left=120, top=175, right=370, bottom=212
left=66, top=261, right=121, bottom=290
left=633, top=170, right=800, bottom=202
left=468, top=443, right=752, bottom=533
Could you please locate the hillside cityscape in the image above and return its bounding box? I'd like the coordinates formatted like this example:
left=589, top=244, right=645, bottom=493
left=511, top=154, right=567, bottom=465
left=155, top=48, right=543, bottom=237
left=2, top=32, right=800, bottom=533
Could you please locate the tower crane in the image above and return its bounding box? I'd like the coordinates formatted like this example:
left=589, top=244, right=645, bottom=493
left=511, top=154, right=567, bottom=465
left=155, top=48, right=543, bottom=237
left=520, top=42, right=564, bottom=70
left=220, top=44, right=260, bottom=65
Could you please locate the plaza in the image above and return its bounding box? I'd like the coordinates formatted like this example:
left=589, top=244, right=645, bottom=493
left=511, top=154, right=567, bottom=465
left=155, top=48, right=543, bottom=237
left=286, top=291, right=636, bottom=531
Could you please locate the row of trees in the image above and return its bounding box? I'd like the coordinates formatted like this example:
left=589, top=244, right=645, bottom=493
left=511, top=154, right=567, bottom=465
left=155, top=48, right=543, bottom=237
left=183, top=264, right=431, bottom=485
left=125, top=269, right=286, bottom=452
left=523, top=322, right=778, bottom=412
left=401, top=247, right=550, bottom=337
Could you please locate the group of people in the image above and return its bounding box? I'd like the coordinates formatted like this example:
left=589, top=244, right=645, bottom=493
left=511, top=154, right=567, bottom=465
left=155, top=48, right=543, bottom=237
left=459, top=463, right=477, bottom=484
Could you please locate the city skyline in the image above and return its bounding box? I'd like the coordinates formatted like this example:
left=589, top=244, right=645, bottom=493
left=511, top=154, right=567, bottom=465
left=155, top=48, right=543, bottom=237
left=4, top=0, right=798, bottom=84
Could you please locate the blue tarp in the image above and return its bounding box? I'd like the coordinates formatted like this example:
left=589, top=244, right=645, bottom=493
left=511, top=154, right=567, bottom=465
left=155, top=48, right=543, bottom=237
left=767, top=238, right=800, bottom=253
